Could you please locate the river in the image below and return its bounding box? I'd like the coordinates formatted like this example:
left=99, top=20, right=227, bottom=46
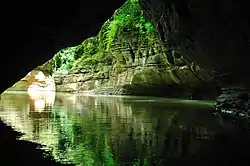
left=0, top=91, right=244, bottom=166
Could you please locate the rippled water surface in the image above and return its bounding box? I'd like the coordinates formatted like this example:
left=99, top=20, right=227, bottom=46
left=0, top=91, right=221, bottom=165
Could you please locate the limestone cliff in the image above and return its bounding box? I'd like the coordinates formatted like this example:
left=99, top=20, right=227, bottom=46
left=7, top=0, right=215, bottom=98
left=53, top=0, right=213, bottom=97
left=7, top=60, right=55, bottom=92
left=139, top=0, right=250, bottom=115
left=54, top=36, right=212, bottom=95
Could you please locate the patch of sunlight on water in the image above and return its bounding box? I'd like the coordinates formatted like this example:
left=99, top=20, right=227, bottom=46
left=0, top=91, right=220, bottom=166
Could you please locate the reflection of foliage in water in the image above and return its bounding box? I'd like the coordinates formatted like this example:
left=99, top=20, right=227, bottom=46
left=0, top=92, right=217, bottom=166
left=48, top=96, right=160, bottom=165
left=52, top=107, right=117, bottom=165
left=102, top=134, right=115, bottom=166
left=49, top=95, right=216, bottom=165
left=132, top=158, right=149, bottom=166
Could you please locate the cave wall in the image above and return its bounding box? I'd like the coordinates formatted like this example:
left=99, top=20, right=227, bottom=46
left=45, top=0, right=214, bottom=98
left=137, top=0, right=250, bottom=115
left=7, top=61, right=55, bottom=91
left=5, top=0, right=215, bottom=99
left=53, top=30, right=214, bottom=97
left=140, top=0, right=250, bottom=86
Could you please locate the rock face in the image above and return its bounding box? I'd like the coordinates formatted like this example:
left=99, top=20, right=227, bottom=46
left=7, top=61, right=55, bottom=92
left=26, top=70, right=55, bottom=92
left=6, top=78, right=28, bottom=91
left=140, top=0, right=250, bottom=117
left=51, top=0, right=216, bottom=97
left=215, top=87, right=250, bottom=118
left=140, top=0, right=250, bottom=84
left=54, top=33, right=213, bottom=97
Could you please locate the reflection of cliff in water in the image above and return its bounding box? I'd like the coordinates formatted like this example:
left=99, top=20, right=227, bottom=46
left=54, top=93, right=219, bottom=165
left=0, top=91, right=57, bottom=145
left=1, top=92, right=245, bottom=165
left=28, top=91, right=55, bottom=118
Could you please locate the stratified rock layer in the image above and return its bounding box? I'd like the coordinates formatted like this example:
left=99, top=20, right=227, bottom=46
left=53, top=32, right=213, bottom=96
left=140, top=0, right=250, bottom=85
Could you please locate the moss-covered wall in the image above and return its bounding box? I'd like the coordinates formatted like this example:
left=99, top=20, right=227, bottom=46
left=50, top=0, right=214, bottom=96
left=10, top=0, right=214, bottom=97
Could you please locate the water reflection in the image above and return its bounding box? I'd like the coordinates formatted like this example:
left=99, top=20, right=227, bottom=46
left=0, top=92, right=229, bottom=165
left=28, top=89, right=55, bottom=111
left=28, top=90, right=55, bottom=120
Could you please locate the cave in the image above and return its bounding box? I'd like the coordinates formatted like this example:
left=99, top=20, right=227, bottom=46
left=1, top=0, right=250, bottom=165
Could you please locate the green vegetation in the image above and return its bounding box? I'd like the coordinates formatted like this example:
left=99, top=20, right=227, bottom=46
left=52, top=0, right=154, bottom=73
left=103, top=0, right=154, bottom=51
left=52, top=46, right=78, bottom=73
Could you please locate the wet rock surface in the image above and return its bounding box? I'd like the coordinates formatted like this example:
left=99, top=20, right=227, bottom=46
left=140, top=0, right=250, bottom=78
left=215, top=86, right=250, bottom=119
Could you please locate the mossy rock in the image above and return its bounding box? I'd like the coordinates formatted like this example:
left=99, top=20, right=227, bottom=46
left=93, top=71, right=109, bottom=80
left=36, top=60, right=53, bottom=76
left=131, top=67, right=174, bottom=85
left=168, top=68, right=181, bottom=84
left=121, top=83, right=183, bottom=97
left=114, top=63, right=127, bottom=74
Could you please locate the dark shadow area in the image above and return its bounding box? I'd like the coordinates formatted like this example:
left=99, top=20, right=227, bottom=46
left=123, top=83, right=220, bottom=100
left=0, top=120, right=74, bottom=166
left=153, top=117, right=250, bottom=166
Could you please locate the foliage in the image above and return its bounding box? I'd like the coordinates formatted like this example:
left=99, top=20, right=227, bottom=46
left=103, top=0, right=154, bottom=50
left=51, top=0, right=154, bottom=73
left=52, top=46, right=79, bottom=73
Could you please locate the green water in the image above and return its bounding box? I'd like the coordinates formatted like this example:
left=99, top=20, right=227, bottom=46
left=0, top=91, right=220, bottom=165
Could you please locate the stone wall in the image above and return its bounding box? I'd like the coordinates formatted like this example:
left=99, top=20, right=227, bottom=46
left=54, top=34, right=213, bottom=97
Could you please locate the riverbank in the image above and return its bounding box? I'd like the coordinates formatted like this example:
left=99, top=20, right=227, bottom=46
left=53, top=77, right=220, bottom=100
left=0, top=120, right=73, bottom=166
left=5, top=82, right=220, bottom=101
